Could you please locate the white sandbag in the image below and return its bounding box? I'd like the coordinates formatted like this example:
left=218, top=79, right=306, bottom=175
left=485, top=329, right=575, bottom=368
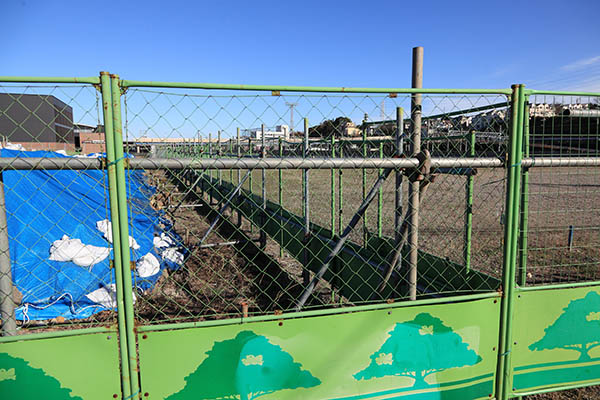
left=136, top=253, right=160, bottom=277
left=49, top=235, right=110, bottom=267
left=96, top=219, right=140, bottom=250
left=153, top=232, right=174, bottom=248
left=162, top=248, right=184, bottom=265
left=85, top=283, right=136, bottom=308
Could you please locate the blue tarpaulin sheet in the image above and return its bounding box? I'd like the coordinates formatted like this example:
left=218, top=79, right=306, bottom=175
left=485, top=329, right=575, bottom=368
left=2, top=149, right=182, bottom=321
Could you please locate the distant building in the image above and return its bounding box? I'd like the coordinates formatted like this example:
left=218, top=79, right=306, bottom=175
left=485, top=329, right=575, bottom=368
left=246, top=125, right=290, bottom=140
left=0, top=93, right=74, bottom=146
left=342, top=121, right=361, bottom=137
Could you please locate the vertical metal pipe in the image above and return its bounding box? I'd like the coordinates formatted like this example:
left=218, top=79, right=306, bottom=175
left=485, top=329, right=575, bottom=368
left=229, top=137, right=233, bottom=183
left=339, top=143, right=344, bottom=232
left=408, top=46, right=423, bottom=301
left=208, top=132, right=213, bottom=205
left=218, top=130, right=222, bottom=186
left=395, top=107, right=404, bottom=242
left=260, top=124, right=266, bottom=248
left=99, top=72, right=131, bottom=399
left=518, top=98, right=530, bottom=284
left=496, top=84, right=525, bottom=400
left=0, top=174, right=16, bottom=336
left=278, top=137, right=283, bottom=257
left=464, top=130, right=475, bottom=272
left=248, top=137, right=253, bottom=233
left=362, top=115, right=368, bottom=247
left=237, top=128, right=242, bottom=227
left=331, top=135, right=336, bottom=239
left=378, top=140, right=383, bottom=238
left=302, top=118, right=310, bottom=286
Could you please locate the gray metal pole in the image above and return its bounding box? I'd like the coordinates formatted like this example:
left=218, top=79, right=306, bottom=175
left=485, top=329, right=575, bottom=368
left=260, top=124, right=267, bottom=248
left=408, top=46, right=423, bottom=301
left=395, top=107, right=404, bottom=242
left=6, top=156, right=600, bottom=171
left=0, top=174, right=16, bottom=335
left=199, top=169, right=252, bottom=245
left=303, top=118, right=310, bottom=286
left=295, top=168, right=393, bottom=311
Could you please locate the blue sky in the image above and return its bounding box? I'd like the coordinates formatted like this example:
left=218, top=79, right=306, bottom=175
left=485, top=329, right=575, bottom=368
left=2, top=0, right=600, bottom=91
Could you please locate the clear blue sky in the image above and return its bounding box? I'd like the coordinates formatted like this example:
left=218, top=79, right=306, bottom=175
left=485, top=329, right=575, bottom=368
left=2, top=0, right=600, bottom=91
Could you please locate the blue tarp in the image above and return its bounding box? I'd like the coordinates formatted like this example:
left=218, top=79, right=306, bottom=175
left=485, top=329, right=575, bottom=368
left=2, top=149, right=182, bottom=321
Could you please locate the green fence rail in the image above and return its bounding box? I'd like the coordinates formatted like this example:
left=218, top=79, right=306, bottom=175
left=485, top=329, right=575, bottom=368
left=0, top=74, right=599, bottom=399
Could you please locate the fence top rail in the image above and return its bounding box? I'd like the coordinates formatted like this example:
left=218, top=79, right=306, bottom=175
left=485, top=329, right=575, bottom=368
left=526, top=89, right=600, bottom=97
left=0, top=76, right=100, bottom=85
left=119, top=79, right=513, bottom=95
left=2, top=156, right=600, bottom=171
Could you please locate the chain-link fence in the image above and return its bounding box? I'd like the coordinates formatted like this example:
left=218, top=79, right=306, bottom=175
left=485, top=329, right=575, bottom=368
left=0, top=80, right=122, bottom=334
left=520, top=93, right=600, bottom=286
left=117, top=87, right=512, bottom=325
left=1, top=75, right=599, bottom=400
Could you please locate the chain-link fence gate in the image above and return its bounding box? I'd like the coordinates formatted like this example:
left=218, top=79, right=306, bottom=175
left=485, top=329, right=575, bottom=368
left=0, top=74, right=599, bottom=400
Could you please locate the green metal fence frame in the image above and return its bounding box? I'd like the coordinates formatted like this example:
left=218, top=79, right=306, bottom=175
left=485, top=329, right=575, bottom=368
left=2, top=75, right=600, bottom=399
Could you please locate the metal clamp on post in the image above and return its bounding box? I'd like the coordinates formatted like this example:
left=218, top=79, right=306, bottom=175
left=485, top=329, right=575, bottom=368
left=406, top=149, right=434, bottom=183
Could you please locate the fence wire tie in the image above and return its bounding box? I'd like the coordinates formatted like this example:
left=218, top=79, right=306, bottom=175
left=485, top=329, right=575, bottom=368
left=123, top=389, right=140, bottom=400
left=501, top=350, right=511, bottom=356
left=105, top=155, right=126, bottom=168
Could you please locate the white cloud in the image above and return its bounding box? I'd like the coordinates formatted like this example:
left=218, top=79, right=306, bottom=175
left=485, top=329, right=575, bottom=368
left=560, top=55, right=600, bottom=71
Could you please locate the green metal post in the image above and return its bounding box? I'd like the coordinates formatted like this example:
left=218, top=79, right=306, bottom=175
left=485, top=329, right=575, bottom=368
left=518, top=97, right=530, bottom=286
left=302, top=118, right=310, bottom=286
left=229, top=136, right=233, bottom=183
left=378, top=140, right=383, bottom=238
left=338, top=144, right=344, bottom=233
left=100, top=72, right=132, bottom=399
left=331, top=135, right=336, bottom=239
left=237, top=128, right=242, bottom=227
left=218, top=130, right=222, bottom=186
left=496, top=84, right=525, bottom=400
left=110, top=74, right=141, bottom=399
left=362, top=115, right=368, bottom=247
left=464, top=130, right=475, bottom=272
left=278, top=137, right=283, bottom=257
left=248, top=137, right=253, bottom=233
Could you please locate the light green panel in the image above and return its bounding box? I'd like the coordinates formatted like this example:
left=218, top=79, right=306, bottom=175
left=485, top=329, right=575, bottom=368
left=0, top=330, right=121, bottom=399
left=138, top=297, right=500, bottom=400
left=512, top=285, right=600, bottom=395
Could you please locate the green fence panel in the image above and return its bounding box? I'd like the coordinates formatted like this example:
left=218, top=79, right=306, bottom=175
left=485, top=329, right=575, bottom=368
left=510, top=285, right=600, bottom=397
left=137, top=296, right=500, bottom=399
left=0, top=330, right=121, bottom=399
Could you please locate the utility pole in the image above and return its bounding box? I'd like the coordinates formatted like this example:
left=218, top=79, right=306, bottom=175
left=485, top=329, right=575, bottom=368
left=286, top=102, right=298, bottom=133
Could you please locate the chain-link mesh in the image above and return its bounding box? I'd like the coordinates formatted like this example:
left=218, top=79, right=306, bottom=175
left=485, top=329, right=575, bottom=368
left=521, top=93, right=600, bottom=286
left=120, top=89, right=510, bottom=324
left=0, top=83, right=118, bottom=334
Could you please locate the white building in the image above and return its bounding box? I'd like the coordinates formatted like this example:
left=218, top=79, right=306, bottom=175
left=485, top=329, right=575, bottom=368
left=247, top=125, right=290, bottom=140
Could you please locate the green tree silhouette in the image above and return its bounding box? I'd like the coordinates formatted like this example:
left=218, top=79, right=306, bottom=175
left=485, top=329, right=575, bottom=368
left=0, top=352, right=82, bottom=399
left=168, top=330, right=320, bottom=400
left=354, top=313, right=482, bottom=387
left=529, top=291, right=600, bottom=361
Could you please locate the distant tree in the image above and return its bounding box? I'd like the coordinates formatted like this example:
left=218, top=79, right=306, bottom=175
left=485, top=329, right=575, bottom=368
left=309, top=117, right=352, bottom=138
left=168, top=330, right=320, bottom=400
left=0, top=353, right=82, bottom=399
left=529, top=291, right=600, bottom=361
left=354, top=313, right=481, bottom=387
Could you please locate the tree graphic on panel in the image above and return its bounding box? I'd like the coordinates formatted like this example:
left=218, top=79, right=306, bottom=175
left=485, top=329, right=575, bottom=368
left=168, top=330, right=320, bottom=400
left=529, top=291, right=600, bottom=361
left=0, top=352, right=82, bottom=399
left=354, top=313, right=482, bottom=387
